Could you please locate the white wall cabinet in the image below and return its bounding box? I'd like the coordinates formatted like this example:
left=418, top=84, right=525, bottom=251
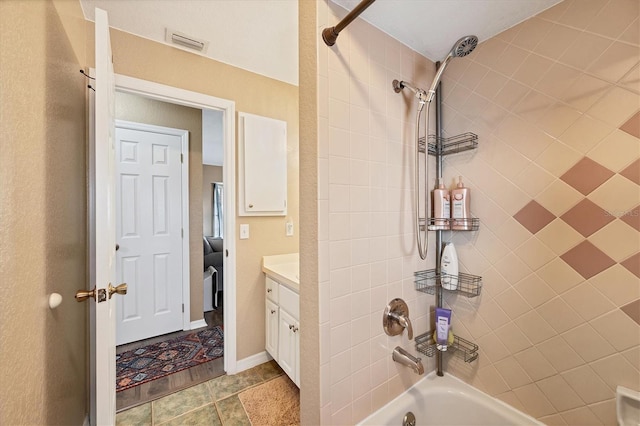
left=264, top=275, right=299, bottom=387
left=238, top=112, right=287, bottom=216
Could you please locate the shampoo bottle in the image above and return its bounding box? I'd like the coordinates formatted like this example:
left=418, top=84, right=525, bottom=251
left=441, top=242, right=459, bottom=290
left=432, top=178, right=450, bottom=230
left=451, top=176, right=470, bottom=230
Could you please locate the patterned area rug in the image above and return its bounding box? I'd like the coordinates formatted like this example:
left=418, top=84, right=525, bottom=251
left=116, top=326, right=224, bottom=392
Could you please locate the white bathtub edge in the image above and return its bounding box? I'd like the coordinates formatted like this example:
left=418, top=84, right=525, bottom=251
left=357, top=371, right=544, bottom=426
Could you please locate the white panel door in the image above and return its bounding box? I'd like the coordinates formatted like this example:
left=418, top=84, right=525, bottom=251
left=88, top=7, right=117, bottom=425
left=115, top=123, right=185, bottom=345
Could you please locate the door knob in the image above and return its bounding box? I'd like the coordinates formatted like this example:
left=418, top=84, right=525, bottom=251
left=108, top=283, right=127, bottom=299
left=75, top=287, right=107, bottom=303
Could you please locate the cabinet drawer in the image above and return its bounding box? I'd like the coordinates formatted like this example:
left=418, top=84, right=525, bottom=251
left=266, top=276, right=279, bottom=303
left=279, top=284, right=299, bottom=319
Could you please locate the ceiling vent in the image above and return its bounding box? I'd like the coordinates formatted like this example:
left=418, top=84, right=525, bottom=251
left=165, top=28, right=208, bottom=53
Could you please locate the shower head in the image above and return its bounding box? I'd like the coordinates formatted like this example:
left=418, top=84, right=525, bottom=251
left=449, top=35, right=478, bottom=58
left=426, top=35, right=478, bottom=102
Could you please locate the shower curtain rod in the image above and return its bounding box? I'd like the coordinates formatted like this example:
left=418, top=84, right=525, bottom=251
left=322, top=0, right=377, bottom=46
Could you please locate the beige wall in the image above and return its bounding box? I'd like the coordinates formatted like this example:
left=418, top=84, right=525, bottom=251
left=203, top=165, right=223, bottom=236
left=115, top=91, right=205, bottom=321
left=0, top=0, right=88, bottom=424
left=103, top=28, right=299, bottom=360
left=308, top=0, right=640, bottom=424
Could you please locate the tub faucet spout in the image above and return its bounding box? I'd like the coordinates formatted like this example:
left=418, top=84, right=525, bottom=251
left=393, top=346, right=424, bottom=375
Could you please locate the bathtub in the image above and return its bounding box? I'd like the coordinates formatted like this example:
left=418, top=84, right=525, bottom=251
left=359, top=372, right=543, bottom=425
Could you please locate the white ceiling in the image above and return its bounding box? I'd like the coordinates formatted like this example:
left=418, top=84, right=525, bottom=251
left=79, top=0, right=562, bottom=87
left=331, top=0, right=562, bottom=61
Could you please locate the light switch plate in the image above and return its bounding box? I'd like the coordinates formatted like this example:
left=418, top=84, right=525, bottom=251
left=286, top=221, right=294, bottom=236
left=240, top=224, right=250, bottom=239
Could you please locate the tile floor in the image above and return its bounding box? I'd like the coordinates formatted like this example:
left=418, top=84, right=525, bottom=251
left=116, top=360, right=289, bottom=425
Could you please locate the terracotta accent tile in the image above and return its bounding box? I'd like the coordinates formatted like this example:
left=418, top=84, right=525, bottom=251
left=560, top=157, right=615, bottom=196
left=514, top=200, right=556, bottom=234
left=620, top=111, right=640, bottom=139
left=620, top=205, right=640, bottom=231
left=620, top=159, right=640, bottom=185
left=621, top=252, right=640, bottom=278
left=621, top=299, right=640, bottom=325
left=560, top=198, right=615, bottom=237
left=561, top=240, right=616, bottom=279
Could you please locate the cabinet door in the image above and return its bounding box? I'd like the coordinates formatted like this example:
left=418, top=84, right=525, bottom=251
left=238, top=112, right=287, bottom=216
left=278, top=309, right=298, bottom=384
left=265, top=299, right=279, bottom=361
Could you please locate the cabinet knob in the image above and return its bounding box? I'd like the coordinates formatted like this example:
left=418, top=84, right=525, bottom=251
left=267, top=288, right=272, bottom=293
left=271, top=309, right=276, bottom=314
left=249, top=204, right=254, bottom=208
left=292, top=326, right=299, bottom=333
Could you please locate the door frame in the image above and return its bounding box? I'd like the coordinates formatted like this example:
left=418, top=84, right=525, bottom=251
left=114, top=74, right=238, bottom=373
left=115, top=120, right=191, bottom=336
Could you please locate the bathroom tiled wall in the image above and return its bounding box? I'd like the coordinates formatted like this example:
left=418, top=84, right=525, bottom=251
left=437, top=0, right=639, bottom=424
left=316, top=1, right=440, bottom=423
left=316, top=0, right=639, bottom=424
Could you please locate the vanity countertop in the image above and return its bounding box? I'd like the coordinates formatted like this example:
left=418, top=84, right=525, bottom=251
left=262, top=253, right=299, bottom=293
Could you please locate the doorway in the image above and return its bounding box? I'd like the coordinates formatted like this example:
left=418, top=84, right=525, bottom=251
left=113, top=74, right=237, bottom=410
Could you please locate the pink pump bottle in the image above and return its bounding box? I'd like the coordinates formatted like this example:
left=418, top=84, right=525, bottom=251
left=451, top=176, right=470, bottom=230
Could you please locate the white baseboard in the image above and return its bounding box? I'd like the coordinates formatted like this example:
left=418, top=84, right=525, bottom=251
left=190, top=319, right=208, bottom=330
left=235, top=351, right=273, bottom=373
left=83, top=414, right=90, bottom=426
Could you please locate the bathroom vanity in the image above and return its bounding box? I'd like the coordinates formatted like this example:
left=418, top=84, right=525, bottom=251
left=262, top=253, right=299, bottom=387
